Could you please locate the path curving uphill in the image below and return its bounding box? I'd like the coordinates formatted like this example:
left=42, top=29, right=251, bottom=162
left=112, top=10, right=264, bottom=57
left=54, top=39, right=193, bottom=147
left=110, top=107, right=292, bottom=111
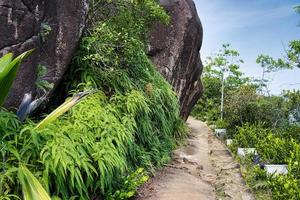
left=137, top=117, right=254, bottom=200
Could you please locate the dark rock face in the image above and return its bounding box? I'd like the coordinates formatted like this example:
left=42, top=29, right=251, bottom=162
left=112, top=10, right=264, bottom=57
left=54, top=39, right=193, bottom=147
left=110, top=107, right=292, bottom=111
left=150, top=0, right=203, bottom=120
left=1, top=0, right=202, bottom=120
left=0, top=0, right=88, bottom=108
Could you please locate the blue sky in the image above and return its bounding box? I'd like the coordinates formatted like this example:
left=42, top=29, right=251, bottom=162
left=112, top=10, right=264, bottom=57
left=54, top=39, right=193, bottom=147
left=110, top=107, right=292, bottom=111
left=194, top=0, right=300, bottom=94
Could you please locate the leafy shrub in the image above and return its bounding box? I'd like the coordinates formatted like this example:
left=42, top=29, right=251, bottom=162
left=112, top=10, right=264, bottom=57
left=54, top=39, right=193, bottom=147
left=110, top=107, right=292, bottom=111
left=215, top=119, right=228, bottom=129
left=191, top=74, right=221, bottom=122
left=277, top=125, right=300, bottom=142
left=224, top=86, right=287, bottom=130
left=243, top=165, right=270, bottom=193
left=191, top=44, right=249, bottom=123
left=287, top=141, right=300, bottom=180
left=107, top=168, right=149, bottom=200
left=224, top=85, right=258, bottom=128
left=231, top=123, right=270, bottom=150
left=232, top=124, right=300, bottom=199
left=231, top=124, right=292, bottom=163
left=268, top=175, right=300, bottom=200
left=256, top=134, right=292, bottom=164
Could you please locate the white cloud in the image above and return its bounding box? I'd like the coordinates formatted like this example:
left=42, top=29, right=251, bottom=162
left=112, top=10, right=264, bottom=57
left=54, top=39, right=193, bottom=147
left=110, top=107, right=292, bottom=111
left=196, top=1, right=296, bottom=33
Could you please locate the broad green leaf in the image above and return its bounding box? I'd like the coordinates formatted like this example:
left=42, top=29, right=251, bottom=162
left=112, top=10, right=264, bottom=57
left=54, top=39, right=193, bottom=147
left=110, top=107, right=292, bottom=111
left=0, top=49, right=34, bottom=105
left=0, top=53, right=13, bottom=75
left=18, top=165, right=52, bottom=200
left=0, top=50, right=34, bottom=79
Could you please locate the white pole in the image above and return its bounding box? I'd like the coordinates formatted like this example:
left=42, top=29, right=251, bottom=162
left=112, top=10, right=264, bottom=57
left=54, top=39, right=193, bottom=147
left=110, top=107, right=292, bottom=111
left=221, top=69, right=225, bottom=121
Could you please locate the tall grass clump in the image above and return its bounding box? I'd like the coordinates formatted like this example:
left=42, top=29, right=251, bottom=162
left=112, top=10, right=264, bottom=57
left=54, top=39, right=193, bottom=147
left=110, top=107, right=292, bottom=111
left=0, top=0, right=186, bottom=199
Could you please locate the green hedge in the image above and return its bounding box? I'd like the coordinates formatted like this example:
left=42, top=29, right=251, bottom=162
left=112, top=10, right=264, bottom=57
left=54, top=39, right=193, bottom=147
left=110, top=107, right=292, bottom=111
left=232, top=124, right=300, bottom=199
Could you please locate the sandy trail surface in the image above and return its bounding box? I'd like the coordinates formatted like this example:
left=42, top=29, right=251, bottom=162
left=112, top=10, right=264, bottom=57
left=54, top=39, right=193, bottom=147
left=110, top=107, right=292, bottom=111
left=136, top=117, right=254, bottom=200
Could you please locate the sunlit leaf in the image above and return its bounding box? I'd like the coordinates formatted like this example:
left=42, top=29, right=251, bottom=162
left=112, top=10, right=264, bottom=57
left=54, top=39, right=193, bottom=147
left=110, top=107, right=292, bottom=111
left=36, top=92, right=91, bottom=130
left=0, top=49, right=34, bottom=105
left=18, top=165, right=52, bottom=200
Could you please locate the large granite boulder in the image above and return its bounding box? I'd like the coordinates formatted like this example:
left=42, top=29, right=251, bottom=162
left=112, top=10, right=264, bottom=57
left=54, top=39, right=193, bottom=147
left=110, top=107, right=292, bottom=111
left=0, top=0, right=88, bottom=108
left=150, top=0, right=203, bottom=120
left=1, top=0, right=203, bottom=120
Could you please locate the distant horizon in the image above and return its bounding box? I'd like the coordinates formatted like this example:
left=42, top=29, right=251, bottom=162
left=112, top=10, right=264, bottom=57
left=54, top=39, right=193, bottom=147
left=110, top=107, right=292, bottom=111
left=195, top=0, right=300, bottom=95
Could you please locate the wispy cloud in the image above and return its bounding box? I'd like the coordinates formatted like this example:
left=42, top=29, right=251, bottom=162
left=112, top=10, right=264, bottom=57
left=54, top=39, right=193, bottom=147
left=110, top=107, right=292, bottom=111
left=198, top=1, right=297, bottom=32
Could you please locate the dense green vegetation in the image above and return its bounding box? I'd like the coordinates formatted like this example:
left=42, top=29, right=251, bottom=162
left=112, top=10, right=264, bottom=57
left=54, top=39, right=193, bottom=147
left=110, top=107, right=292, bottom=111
left=193, top=47, right=300, bottom=198
left=192, top=6, right=300, bottom=197
left=230, top=124, right=300, bottom=199
left=0, top=0, right=186, bottom=199
left=192, top=43, right=300, bottom=198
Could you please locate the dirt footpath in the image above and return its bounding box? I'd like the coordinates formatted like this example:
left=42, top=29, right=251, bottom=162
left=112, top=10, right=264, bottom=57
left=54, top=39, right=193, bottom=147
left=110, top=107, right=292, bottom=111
left=136, top=117, right=254, bottom=200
